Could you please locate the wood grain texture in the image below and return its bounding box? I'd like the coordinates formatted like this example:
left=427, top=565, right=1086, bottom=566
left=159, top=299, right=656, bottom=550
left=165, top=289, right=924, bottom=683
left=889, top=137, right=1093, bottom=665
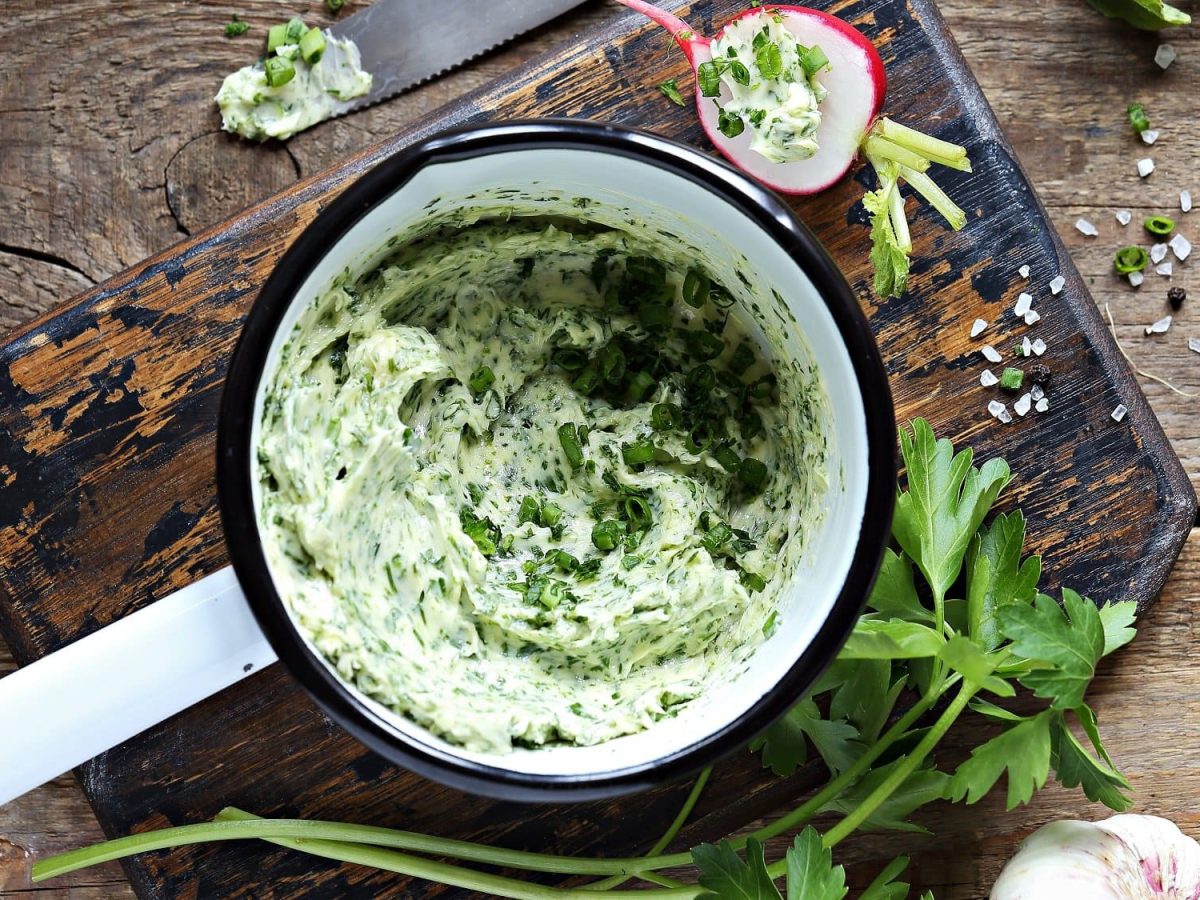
left=0, top=0, right=1198, bottom=898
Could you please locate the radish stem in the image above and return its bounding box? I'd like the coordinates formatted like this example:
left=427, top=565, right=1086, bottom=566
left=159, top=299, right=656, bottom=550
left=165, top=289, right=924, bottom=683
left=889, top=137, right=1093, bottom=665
left=898, top=164, right=968, bottom=230
left=877, top=118, right=972, bottom=172
left=862, top=135, right=930, bottom=173
left=889, top=183, right=912, bottom=254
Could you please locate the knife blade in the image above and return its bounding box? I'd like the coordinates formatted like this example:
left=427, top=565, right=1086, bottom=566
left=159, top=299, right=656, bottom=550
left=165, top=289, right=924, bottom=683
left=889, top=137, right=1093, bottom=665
left=332, top=0, right=590, bottom=113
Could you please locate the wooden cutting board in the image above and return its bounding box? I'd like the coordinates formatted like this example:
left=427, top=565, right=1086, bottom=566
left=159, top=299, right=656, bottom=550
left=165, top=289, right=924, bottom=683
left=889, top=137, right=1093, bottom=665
left=0, top=0, right=1194, bottom=896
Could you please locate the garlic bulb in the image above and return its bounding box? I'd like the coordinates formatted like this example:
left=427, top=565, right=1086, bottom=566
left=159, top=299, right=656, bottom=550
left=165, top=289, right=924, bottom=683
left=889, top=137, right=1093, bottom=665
left=992, top=815, right=1200, bottom=899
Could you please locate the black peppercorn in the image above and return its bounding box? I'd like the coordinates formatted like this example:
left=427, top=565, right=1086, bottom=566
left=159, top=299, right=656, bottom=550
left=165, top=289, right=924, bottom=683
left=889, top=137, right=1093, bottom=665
left=1167, top=286, right=1186, bottom=311
left=1029, top=364, right=1052, bottom=386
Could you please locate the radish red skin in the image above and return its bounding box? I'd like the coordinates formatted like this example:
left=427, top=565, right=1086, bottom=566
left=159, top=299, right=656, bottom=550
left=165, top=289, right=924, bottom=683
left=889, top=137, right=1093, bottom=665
left=617, top=1, right=888, bottom=194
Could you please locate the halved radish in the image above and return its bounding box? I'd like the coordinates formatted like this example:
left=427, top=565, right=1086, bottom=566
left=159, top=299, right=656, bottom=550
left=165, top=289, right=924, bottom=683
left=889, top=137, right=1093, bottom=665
left=617, top=0, right=884, bottom=194
left=616, top=0, right=972, bottom=297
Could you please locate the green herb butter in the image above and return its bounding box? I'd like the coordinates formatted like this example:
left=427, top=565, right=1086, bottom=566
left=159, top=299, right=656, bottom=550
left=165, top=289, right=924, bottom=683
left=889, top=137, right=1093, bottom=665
left=257, top=208, right=829, bottom=753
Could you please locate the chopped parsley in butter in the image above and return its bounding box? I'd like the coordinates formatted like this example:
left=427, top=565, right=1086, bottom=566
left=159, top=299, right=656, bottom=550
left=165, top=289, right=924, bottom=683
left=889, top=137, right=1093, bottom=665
left=216, top=31, right=371, bottom=141
left=257, top=212, right=828, bottom=753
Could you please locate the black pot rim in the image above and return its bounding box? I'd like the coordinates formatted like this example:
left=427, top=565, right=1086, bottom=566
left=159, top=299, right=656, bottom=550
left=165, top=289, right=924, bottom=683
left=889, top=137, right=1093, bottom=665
left=216, top=118, right=896, bottom=803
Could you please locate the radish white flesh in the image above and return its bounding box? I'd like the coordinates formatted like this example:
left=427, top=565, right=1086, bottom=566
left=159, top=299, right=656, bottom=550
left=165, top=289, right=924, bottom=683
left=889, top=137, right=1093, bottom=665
left=617, top=1, right=885, bottom=195
left=991, top=815, right=1200, bottom=899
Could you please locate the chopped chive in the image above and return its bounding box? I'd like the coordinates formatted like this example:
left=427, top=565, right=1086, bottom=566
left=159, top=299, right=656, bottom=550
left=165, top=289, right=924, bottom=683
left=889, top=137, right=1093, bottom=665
left=623, top=496, right=653, bottom=531
left=552, top=347, right=588, bottom=372
left=327, top=0, right=346, bottom=10
left=713, top=442, right=742, bottom=472
left=626, top=371, right=655, bottom=403
left=697, top=61, right=722, bottom=97
left=540, top=501, right=564, bottom=528
left=738, top=457, right=768, bottom=492
left=548, top=549, right=579, bottom=573
left=729, top=61, right=751, bottom=85
left=717, top=106, right=745, bottom=139
left=225, top=16, right=250, bottom=37
left=800, top=44, right=829, bottom=77
left=599, top=344, right=626, bottom=384
left=682, top=268, right=711, bottom=309
left=621, top=439, right=657, bottom=467
left=727, top=342, right=756, bottom=376
left=624, top=529, right=645, bottom=551
left=687, top=421, right=716, bottom=453
left=558, top=424, right=585, bottom=470
left=573, top=366, right=600, bottom=395
left=701, top=522, right=733, bottom=553
left=1144, top=215, right=1175, bottom=237
left=740, top=408, right=764, bottom=441
left=686, top=364, right=716, bottom=394
left=658, top=78, right=685, bottom=107
left=621, top=554, right=642, bottom=570
left=575, top=558, right=602, bottom=580
left=651, top=402, right=682, bottom=431
left=754, top=41, right=783, bottom=79
left=740, top=569, right=767, bottom=593
left=468, top=365, right=495, bottom=396
left=1000, top=367, right=1024, bottom=392
left=688, top=330, right=725, bottom=361
left=748, top=373, right=776, bottom=401
left=592, top=519, right=624, bottom=551
left=298, top=27, right=326, bottom=64
left=638, top=303, right=672, bottom=331
left=1113, top=246, right=1149, bottom=274
left=460, top=509, right=500, bottom=557
left=264, top=56, right=296, bottom=87
left=267, top=22, right=288, bottom=52
left=284, top=17, right=307, bottom=43
left=1128, top=102, right=1150, bottom=135
left=711, top=286, right=736, bottom=310
left=517, top=496, right=541, bottom=526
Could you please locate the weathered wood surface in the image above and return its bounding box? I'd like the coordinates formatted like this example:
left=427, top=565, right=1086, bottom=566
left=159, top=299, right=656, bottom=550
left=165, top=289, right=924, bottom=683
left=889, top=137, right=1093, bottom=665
left=0, top=0, right=1197, bottom=897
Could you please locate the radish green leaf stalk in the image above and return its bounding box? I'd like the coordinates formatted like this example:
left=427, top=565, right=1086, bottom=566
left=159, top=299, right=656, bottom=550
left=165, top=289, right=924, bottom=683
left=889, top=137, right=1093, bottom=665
left=32, top=420, right=1138, bottom=898
left=615, top=1, right=972, bottom=298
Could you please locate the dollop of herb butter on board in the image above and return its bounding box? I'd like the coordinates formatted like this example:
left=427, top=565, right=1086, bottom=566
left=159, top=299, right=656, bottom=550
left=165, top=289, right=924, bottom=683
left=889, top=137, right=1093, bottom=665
left=257, top=211, right=828, bottom=753
left=216, top=17, right=371, bottom=142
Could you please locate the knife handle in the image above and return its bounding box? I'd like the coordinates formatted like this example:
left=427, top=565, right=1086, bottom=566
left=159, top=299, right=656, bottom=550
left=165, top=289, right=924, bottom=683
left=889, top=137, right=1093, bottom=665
left=0, top=565, right=277, bottom=808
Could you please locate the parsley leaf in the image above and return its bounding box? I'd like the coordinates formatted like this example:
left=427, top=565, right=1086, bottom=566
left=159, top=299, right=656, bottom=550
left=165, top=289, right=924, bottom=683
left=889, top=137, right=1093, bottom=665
left=894, top=418, right=1012, bottom=604
left=999, top=589, right=1104, bottom=710
left=1051, top=706, right=1132, bottom=810
left=1098, top=600, right=1138, bottom=656
left=750, top=698, right=863, bottom=776
left=658, top=78, right=686, bottom=107
left=938, top=634, right=1014, bottom=697
left=694, top=838, right=782, bottom=900
left=785, top=828, right=847, bottom=900
left=825, top=658, right=903, bottom=744
left=949, top=709, right=1052, bottom=809
left=867, top=549, right=932, bottom=623
left=1085, top=0, right=1190, bottom=30
left=859, top=855, right=911, bottom=900
left=966, top=510, right=1041, bottom=651
left=839, top=618, right=944, bottom=660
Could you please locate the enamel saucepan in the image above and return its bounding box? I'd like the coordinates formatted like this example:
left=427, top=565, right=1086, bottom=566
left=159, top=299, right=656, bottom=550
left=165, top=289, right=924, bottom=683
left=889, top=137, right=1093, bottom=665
left=0, top=120, right=894, bottom=805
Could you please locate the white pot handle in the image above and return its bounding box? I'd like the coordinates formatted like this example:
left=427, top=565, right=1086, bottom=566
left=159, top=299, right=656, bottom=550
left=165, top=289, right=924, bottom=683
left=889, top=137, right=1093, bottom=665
left=0, top=565, right=277, bottom=808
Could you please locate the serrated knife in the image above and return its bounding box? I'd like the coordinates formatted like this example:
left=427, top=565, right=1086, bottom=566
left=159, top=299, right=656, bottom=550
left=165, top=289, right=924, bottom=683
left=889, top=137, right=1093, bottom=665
left=333, top=0, right=590, bottom=114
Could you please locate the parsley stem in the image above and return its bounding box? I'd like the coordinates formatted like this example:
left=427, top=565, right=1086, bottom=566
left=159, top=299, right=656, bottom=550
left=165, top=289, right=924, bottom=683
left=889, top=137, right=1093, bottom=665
left=582, top=767, right=712, bottom=891
left=817, top=682, right=975, bottom=853
left=896, top=165, right=967, bottom=231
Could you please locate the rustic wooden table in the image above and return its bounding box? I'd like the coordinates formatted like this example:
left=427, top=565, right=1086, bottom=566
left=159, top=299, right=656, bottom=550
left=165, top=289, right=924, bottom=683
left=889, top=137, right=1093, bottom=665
left=1, top=1, right=1197, bottom=897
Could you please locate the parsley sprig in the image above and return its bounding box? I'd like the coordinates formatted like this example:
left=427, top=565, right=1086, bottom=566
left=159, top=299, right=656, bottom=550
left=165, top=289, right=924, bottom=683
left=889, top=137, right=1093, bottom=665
left=33, top=420, right=1137, bottom=898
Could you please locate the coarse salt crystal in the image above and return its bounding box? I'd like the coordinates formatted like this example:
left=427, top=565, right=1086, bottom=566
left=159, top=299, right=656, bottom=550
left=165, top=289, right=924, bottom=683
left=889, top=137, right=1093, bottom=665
left=970, top=318, right=988, bottom=338
left=1075, top=217, right=1098, bottom=236
left=1014, top=292, right=1033, bottom=317
left=998, top=408, right=1013, bottom=424
left=1035, top=397, right=1050, bottom=413
left=1050, top=275, right=1066, bottom=295
left=1025, top=309, right=1042, bottom=325
left=1018, top=264, right=1031, bottom=278
left=1138, top=158, right=1155, bottom=178
left=1111, top=404, right=1128, bottom=423
left=1129, top=270, right=1145, bottom=287
left=1032, top=338, right=1047, bottom=356
left=1014, top=394, right=1033, bottom=416
left=1183, top=191, right=1193, bottom=213
left=1031, top=384, right=1045, bottom=402
left=1146, top=315, right=1172, bottom=335
left=1155, top=43, right=1177, bottom=69
left=988, top=400, right=1006, bottom=419
left=1169, top=233, right=1191, bottom=261
left=1021, top=336, right=1033, bottom=357
left=982, top=345, right=1002, bottom=363
left=1141, top=129, right=1160, bottom=146
left=1115, top=210, right=1133, bottom=226
left=1189, top=336, right=1200, bottom=354
left=1157, top=261, right=1174, bottom=277
left=981, top=369, right=999, bottom=387
left=1151, top=243, right=1169, bottom=264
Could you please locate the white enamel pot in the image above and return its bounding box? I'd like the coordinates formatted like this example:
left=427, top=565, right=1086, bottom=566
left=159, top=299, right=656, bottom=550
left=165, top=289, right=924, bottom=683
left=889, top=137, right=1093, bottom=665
left=0, top=120, right=894, bottom=805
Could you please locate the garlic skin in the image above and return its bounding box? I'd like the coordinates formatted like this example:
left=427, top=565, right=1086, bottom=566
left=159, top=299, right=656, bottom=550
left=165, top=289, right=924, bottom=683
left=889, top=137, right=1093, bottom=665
left=992, top=815, right=1200, bottom=899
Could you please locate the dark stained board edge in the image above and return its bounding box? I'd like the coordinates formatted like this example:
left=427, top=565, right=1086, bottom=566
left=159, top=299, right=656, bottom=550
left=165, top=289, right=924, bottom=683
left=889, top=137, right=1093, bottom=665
left=0, top=0, right=1195, bottom=897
